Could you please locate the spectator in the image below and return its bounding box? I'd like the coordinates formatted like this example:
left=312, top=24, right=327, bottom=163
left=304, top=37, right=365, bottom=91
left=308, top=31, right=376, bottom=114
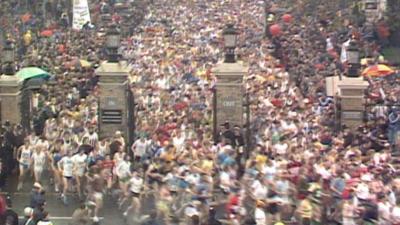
left=2, top=196, right=18, bottom=225
left=19, top=207, right=34, bottom=225
left=30, top=183, right=45, bottom=209
left=36, top=211, right=52, bottom=225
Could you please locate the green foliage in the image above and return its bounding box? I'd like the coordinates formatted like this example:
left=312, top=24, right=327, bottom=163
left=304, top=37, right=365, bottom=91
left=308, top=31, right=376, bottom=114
left=386, top=0, right=400, bottom=32
left=382, top=47, right=400, bottom=65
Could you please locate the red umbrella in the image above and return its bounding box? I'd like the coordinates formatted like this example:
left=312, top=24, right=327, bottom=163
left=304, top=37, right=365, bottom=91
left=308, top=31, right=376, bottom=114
left=269, top=24, right=282, bottom=36
left=314, top=63, right=325, bottom=70
left=21, top=13, right=31, bottom=23
left=362, top=64, right=395, bottom=77
left=40, top=30, right=53, bottom=37
left=282, top=14, right=293, bottom=23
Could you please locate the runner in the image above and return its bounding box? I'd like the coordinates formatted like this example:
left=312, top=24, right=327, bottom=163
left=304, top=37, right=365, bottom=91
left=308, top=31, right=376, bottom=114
left=57, top=150, right=75, bottom=205
left=28, top=132, right=39, bottom=146
left=83, top=126, right=98, bottom=148
left=31, top=145, right=48, bottom=184
left=97, top=138, right=110, bottom=157
left=122, top=170, right=144, bottom=217
left=86, top=169, right=104, bottom=221
left=72, top=149, right=88, bottom=200
left=100, top=154, right=114, bottom=194
left=17, top=139, right=33, bottom=191
left=49, top=139, right=63, bottom=193
left=131, top=135, right=150, bottom=164
left=116, top=155, right=131, bottom=208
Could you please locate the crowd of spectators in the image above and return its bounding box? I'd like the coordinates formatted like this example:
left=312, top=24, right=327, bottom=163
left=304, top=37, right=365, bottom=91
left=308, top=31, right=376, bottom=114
left=0, top=0, right=398, bottom=225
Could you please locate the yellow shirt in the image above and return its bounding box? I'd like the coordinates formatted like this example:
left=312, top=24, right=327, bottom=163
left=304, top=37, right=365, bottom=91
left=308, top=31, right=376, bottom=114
left=201, top=159, right=213, bottom=172
left=23, top=32, right=32, bottom=46
left=70, top=111, right=81, bottom=120
left=255, top=154, right=267, bottom=169
left=298, top=199, right=312, bottom=218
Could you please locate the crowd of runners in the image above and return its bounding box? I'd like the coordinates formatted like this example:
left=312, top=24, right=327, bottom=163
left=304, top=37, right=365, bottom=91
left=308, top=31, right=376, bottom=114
left=0, top=0, right=399, bottom=225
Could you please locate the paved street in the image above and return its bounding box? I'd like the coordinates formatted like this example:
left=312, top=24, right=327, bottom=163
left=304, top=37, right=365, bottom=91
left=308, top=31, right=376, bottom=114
left=2, top=171, right=126, bottom=225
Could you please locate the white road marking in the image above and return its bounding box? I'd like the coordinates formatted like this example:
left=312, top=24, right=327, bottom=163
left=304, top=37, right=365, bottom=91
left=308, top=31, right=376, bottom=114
left=3, top=192, right=81, bottom=196
left=18, top=216, right=104, bottom=220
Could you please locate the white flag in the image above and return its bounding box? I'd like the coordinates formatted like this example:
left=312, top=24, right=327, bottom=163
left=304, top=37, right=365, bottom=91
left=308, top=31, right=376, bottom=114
left=340, top=39, right=351, bottom=64
left=72, top=0, right=91, bottom=30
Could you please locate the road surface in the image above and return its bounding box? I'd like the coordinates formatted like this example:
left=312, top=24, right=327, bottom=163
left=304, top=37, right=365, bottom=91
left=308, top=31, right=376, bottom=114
left=2, top=171, right=127, bottom=225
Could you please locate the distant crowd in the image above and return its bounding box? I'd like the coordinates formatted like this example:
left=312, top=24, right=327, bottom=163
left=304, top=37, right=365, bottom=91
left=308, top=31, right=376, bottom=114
left=0, top=0, right=399, bottom=225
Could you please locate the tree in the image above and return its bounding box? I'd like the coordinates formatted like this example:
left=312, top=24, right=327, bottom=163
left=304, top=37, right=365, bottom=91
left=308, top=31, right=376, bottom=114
left=385, top=0, right=400, bottom=46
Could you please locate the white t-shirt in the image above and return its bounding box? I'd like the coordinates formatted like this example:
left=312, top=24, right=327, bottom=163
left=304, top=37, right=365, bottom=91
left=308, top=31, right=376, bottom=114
left=315, top=164, right=331, bottom=180
left=129, top=176, right=143, bottom=194
left=356, top=182, right=370, bottom=200
left=252, top=180, right=267, bottom=200
left=378, top=201, right=391, bottom=223
left=114, top=152, right=124, bottom=165
left=282, top=121, right=297, bottom=132
left=254, top=207, right=266, bottom=225
left=33, top=152, right=46, bottom=170
left=392, top=206, right=400, bottom=224
left=20, top=147, right=32, bottom=165
left=274, top=143, right=288, bottom=155
left=59, top=156, right=74, bottom=177
left=86, top=132, right=99, bottom=147
left=72, top=154, right=88, bottom=176
left=132, top=139, right=149, bottom=157
left=220, top=171, right=231, bottom=190
left=173, top=135, right=185, bottom=152
left=98, top=142, right=108, bottom=156
left=116, top=161, right=131, bottom=178
left=262, top=164, right=277, bottom=181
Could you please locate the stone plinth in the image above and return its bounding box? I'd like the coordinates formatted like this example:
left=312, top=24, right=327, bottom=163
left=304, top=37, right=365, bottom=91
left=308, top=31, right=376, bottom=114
left=0, top=75, right=22, bottom=125
left=338, top=77, right=369, bottom=129
left=212, top=62, right=247, bottom=132
left=325, top=76, right=340, bottom=97
left=96, top=61, right=131, bottom=140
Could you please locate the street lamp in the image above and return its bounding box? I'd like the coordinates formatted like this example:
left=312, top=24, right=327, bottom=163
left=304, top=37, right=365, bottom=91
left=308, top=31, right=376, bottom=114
left=106, top=24, right=121, bottom=63
left=223, top=24, right=238, bottom=63
left=2, top=40, right=15, bottom=75
left=347, top=39, right=360, bottom=77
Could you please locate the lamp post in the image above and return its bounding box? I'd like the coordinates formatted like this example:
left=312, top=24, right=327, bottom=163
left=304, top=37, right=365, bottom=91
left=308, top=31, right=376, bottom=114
left=0, top=39, right=22, bottom=126
left=2, top=40, right=15, bottom=75
left=338, top=37, right=368, bottom=130
left=106, top=24, right=121, bottom=63
left=96, top=23, right=132, bottom=147
left=346, top=39, right=360, bottom=77
left=213, top=23, right=239, bottom=142
left=212, top=24, right=248, bottom=150
left=223, top=24, right=238, bottom=63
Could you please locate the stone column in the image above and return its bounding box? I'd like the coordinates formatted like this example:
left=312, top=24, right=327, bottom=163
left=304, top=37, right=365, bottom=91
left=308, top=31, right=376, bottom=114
left=212, top=62, right=247, bottom=138
left=0, top=75, right=22, bottom=125
left=96, top=61, right=131, bottom=141
left=338, top=77, right=369, bottom=129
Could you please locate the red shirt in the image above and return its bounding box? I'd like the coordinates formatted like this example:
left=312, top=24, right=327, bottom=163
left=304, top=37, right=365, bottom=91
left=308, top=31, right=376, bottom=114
left=226, top=195, right=239, bottom=214
left=173, top=102, right=188, bottom=111
left=101, top=160, right=114, bottom=170
left=271, top=98, right=283, bottom=108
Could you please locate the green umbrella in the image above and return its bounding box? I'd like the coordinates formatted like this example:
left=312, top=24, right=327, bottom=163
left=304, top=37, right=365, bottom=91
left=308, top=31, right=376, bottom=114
left=16, top=67, right=50, bottom=80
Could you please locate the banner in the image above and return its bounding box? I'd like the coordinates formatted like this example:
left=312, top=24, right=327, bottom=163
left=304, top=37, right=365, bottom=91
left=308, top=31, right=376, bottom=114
left=340, top=39, right=351, bottom=64
left=72, top=0, right=91, bottom=30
